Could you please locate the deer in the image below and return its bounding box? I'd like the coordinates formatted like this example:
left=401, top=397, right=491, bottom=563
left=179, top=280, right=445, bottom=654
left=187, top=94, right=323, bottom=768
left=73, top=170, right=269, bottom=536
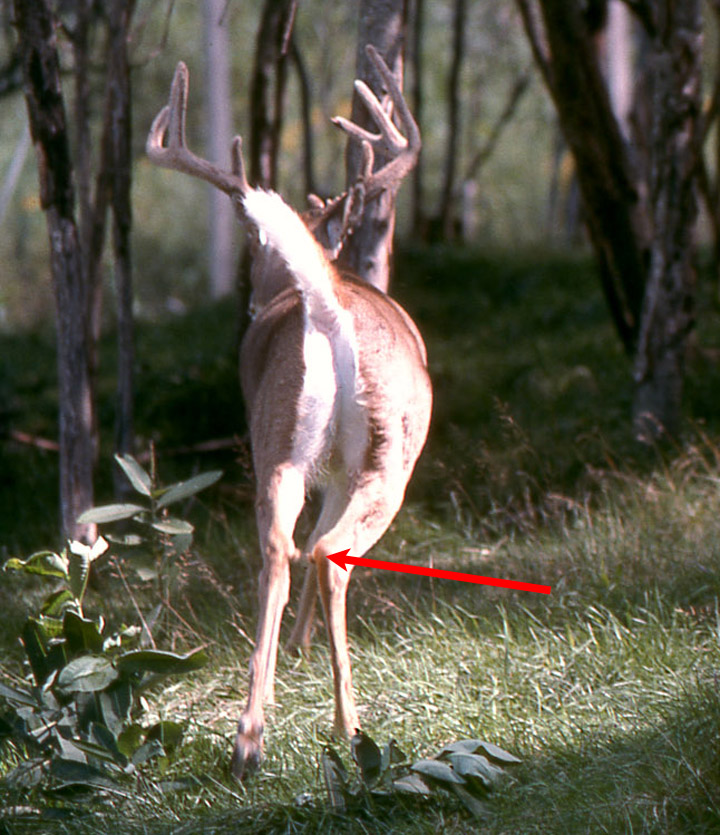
left=146, top=46, right=432, bottom=780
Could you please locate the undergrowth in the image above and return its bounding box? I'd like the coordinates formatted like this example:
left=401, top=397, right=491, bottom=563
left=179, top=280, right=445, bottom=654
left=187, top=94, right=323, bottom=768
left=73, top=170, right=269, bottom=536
left=2, top=247, right=720, bottom=832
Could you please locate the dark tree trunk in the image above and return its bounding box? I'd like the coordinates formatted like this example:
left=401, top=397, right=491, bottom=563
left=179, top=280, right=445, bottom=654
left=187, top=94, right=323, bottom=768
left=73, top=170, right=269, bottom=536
left=409, top=0, right=425, bottom=237
left=519, top=0, right=647, bottom=355
left=249, top=0, right=297, bottom=189
left=632, top=2, right=701, bottom=439
left=15, top=0, right=95, bottom=541
left=438, top=0, right=466, bottom=240
left=290, top=34, right=317, bottom=199
left=106, top=0, right=135, bottom=462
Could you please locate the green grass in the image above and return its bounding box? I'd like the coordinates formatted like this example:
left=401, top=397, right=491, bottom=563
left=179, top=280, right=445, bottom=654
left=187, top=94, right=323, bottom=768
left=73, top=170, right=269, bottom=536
left=3, top=246, right=720, bottom=832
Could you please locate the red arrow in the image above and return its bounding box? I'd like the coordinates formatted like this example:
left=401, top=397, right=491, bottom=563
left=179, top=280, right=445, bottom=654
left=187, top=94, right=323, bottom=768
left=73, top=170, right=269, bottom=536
left=326, top=549, right=551, bottom=595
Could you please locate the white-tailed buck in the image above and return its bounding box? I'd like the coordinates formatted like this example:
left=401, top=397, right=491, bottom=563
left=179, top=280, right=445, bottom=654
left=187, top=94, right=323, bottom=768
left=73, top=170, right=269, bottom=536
left=147, top=47, right=432, bottom=780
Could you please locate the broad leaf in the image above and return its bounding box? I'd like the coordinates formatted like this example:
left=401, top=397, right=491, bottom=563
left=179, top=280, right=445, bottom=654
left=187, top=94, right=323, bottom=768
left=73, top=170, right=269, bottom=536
left=446, top=752, right=504, bottom=789
left=77, top=503, right=145, bottom=524
left=49, top=758, right=120, bottom=791
left=98, top=680, right=132, bottom=740
left=4, top=550, right=69, bottom=579
left=114, top=647, right=208, bottom=677
left=99, top=681, right=133, bottom=737
left=436, top=738, right=521, bottom=765
left=32, top=617, right=65, bottom=642
left=411, top=759, right=465, bottom=785
left=67, top=551, right=90, bottom=606
left=56, top=735, right=88, bottom=764
left=392, top=773, right=432, bottom=795
left=155, top=470, right=223, bottom=509
left=321, top=746, right=348, bottom=810
left=40, top=589, right=75, bottom=618
left=381, top=738, right=406, bottom=772
left=117, top=724, right=145, bottom=758
left=351, top=730, right=382, bottom=785
left=62, top=611, right=104, bottom=654
left=115, top=453, right=153, bottom=497
left=145, top=720, right=185, bottom=753
left=74, top=722, right=129, bottom=767
left=150, top=517, right=194, bottom=536
left=69, top=537, right=109, bottom=562
left=106, top=532, right=144, bottom=547
left=473, top=740, right=522, bottom=765
left=57, top=655, right=119, bottom=693
left=22, top=618, right=67, bottom=685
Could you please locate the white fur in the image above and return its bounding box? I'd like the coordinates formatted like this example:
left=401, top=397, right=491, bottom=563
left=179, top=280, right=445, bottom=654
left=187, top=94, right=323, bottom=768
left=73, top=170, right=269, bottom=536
left=243, top=190, right=337, bottom=327
left=293, top=329, right=336, bottom=472
left=242, top=188, right=366, bottom=472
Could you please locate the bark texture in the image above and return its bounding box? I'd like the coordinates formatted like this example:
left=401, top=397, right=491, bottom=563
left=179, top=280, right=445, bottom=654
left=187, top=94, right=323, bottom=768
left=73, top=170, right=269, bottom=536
left=15, top=0, right=95, bottom=540
left=249, top=0, right=297, bottom=189
left=632, top=2, right=701, bottom=439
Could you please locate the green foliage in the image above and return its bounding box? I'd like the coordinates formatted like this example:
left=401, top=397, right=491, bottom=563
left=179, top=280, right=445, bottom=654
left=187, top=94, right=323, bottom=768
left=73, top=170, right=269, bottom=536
left=78, top=452, right=223, bottom=625
left=0, top=454, right=219, bottom=798
left=321, top=731, right=520, bottom=819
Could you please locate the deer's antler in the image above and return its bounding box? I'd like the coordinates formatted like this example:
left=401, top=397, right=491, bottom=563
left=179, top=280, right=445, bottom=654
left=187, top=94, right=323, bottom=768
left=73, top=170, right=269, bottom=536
left=333, top=45, right=420, bottom=198
left=147, top=50, right=420, bottom=261
left=146, top=61, right=249, bottom=202
left=303, top=45, right=420, bottom=257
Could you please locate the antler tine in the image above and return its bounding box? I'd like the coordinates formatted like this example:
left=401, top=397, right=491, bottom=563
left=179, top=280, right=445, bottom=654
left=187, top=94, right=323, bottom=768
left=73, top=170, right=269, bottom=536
left=231, top=136, right=250, bottom=192
left=304, top=46, right=421, bottom=258
left=330, top=45, right=420, bottom=200
left=146, top=62, right=249, bottom=198
left=365, top=44, right=420, bottom=151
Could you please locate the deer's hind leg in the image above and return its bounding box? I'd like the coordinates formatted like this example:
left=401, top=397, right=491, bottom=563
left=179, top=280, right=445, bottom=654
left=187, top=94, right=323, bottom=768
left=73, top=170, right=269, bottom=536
left=231, top=462, right=305, bottom=780
left=311, top=427, right=413, bottom=738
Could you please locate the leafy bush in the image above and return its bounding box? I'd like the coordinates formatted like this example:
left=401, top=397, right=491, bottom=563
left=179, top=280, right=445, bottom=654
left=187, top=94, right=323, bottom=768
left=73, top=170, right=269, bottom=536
left=0, top=454, right=220, bottom=794
left=322, top=730, right=520, bottom=819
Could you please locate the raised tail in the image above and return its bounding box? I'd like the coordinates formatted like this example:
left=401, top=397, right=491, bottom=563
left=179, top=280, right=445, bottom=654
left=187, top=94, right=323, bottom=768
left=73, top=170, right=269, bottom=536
left=242, top=189, right=342, bottom=330
left=242, top=188, right=360, bottom=406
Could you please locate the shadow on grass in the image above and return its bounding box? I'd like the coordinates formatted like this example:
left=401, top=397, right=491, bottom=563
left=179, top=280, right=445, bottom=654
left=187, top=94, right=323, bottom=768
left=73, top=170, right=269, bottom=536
left=489, top=679, right=720, bottom=834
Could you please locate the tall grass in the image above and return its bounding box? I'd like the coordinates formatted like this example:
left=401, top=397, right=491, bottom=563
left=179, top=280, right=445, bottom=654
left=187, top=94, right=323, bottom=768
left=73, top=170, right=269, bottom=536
left=2, top=247, right=720, bottom=832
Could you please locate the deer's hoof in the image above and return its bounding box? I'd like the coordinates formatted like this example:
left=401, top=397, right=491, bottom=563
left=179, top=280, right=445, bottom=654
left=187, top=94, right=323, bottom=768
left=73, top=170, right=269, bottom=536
left=231, top=726, right=263, bottom=781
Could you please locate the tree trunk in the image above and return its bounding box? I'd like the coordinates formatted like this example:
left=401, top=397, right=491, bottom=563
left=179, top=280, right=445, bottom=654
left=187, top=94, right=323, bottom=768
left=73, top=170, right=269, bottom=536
left=203, top=0, right=236, bottom=297
left=409, top=0, right=425, bottom=237
left=249, top=0, right=297, bottom=189
left=15, top=0, right=96, bottom=542
left=339, top=0, right=407, bottom=292
left=438, top=0, right=466, bottom=241
left=519, top=0, right=647, bottom=355
left=106, top=0, right=135, bottom=462
left=290, top=34, right=317, bottom=199
left=632, top=2, right=701, bottom=439
left=518, top=0, right=702, bottom=439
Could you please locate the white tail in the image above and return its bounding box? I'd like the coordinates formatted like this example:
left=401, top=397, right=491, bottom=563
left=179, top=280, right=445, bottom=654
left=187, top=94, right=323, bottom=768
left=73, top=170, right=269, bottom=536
left=147, top=49, right=431, bottom=781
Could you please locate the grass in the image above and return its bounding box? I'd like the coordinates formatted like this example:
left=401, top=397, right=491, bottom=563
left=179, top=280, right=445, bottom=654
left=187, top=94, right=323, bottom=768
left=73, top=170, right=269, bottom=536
left=2, top=245, right=720, bottom=832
